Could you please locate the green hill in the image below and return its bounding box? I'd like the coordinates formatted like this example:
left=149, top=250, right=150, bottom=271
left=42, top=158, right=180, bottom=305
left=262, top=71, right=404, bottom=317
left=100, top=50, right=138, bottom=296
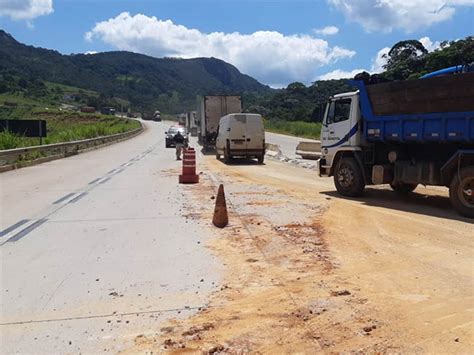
left=0, top=30, right=271, bottom=113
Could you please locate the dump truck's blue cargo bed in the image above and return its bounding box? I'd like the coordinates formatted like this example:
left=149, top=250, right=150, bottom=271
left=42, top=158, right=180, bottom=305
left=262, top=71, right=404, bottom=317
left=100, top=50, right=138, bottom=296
left=352, top=73, right=474, bottom=144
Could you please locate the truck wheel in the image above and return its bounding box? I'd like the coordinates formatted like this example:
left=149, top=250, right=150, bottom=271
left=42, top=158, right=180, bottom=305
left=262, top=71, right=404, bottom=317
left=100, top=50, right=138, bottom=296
left=334, top=157, right=365, bottom=197
left=257, top=155, right=264, bottom=164
left=224, top=149, right=231, bottom=164
left=449, top=166, right=474, bottom=218
left=390, top=183, right=418, bottom=194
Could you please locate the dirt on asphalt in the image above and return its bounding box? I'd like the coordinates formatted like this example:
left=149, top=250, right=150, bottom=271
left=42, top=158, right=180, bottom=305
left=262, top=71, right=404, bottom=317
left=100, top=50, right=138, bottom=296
left=126, top=156, right=473, bottom=354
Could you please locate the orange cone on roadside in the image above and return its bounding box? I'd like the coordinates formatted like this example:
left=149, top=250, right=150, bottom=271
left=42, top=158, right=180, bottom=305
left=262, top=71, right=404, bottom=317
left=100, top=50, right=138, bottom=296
left=212, top=184, right=228, bottom=228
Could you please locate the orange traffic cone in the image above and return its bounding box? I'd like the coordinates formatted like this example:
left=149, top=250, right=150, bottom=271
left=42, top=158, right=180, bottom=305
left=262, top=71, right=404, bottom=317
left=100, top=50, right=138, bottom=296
left=212, top=184, right=228, bottom=228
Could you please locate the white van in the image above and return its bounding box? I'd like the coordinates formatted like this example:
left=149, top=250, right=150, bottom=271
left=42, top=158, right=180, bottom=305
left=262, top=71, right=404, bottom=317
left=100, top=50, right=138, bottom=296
left=215, top=113, right=265, bottom=164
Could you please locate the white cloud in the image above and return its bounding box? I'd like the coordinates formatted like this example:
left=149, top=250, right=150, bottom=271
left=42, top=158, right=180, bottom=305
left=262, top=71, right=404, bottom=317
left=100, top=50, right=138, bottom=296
left=328, top=0, right=474, bottom=32
left=85, top=51, right=98, bottom=55
left=419, top=37, right=442, bottom=52
left=318, top=69, right=367, bottom=80
left=371, top=47, right=390, bottom=73
left=321, top=35, right=444, bottom=81
left=313, top=26, right=339, bottom=36
left=85, top=12, right=356, bottom=86
left=0, top=0, right=53, bottom=20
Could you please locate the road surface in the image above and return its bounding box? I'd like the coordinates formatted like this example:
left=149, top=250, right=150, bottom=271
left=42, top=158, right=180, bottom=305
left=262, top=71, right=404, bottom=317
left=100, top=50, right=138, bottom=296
left=0, top=121, right=221, bottom=353
left=127, top=151, right=474, bottom=353
left=1, top=122, right=473, bottom=353
left=265, top=131, right=318, bottom=159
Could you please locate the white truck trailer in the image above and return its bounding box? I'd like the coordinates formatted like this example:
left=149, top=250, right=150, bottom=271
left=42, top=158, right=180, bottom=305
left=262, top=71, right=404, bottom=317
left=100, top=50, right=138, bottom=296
left=198, top=95, right=242, bottom=150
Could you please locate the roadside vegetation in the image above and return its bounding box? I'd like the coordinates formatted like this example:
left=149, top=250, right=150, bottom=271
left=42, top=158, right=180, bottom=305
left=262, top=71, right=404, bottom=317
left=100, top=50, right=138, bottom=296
left=0, top=109, right=140, bottom=150
left=0, top=85, right=139, bottom=150
left=264, top=120, right=322, bottom=140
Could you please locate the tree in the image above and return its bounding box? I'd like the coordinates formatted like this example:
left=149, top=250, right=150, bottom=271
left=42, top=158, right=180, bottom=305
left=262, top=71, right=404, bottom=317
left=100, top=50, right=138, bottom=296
left=18, top=78, right=27, bottom=89
left=286, top=82, right=306, bottom=93
left=383, top=40, right=428, bottom=80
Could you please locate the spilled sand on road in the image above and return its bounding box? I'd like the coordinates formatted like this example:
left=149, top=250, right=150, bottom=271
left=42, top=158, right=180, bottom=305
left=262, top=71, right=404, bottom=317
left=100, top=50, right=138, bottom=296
left=125, top=157, right=473, bottom=353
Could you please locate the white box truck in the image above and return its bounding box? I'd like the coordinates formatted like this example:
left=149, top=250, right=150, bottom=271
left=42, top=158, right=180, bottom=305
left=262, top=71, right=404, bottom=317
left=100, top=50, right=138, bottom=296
left=198, top=95, right=242, bottom=150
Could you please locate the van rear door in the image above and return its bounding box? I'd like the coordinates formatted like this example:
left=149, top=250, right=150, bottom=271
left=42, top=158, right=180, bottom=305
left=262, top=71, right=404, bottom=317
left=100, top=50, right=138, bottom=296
left=246, top=115, right=264, bottom=150
left=229, top=115, right=247, bottom=152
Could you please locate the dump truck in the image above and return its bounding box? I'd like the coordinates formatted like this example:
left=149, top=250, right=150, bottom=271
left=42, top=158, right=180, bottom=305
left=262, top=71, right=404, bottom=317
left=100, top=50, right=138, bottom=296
left=319, top=66, right=474, bottom=217
left=198, top=95, right=242, bottom=150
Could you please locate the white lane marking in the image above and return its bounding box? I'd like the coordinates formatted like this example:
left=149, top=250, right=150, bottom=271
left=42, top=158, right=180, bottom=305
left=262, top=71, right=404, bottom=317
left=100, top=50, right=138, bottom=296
left=0, top=219, right=47, bottom=246
left=0, top=219, right=29, bottom=237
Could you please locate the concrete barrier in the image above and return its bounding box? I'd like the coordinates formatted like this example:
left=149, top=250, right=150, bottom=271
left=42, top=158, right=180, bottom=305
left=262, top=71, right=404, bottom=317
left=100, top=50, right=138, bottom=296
left=265, top=143, right=282, bottom=158
left=295, top=141, right=321, bottom=160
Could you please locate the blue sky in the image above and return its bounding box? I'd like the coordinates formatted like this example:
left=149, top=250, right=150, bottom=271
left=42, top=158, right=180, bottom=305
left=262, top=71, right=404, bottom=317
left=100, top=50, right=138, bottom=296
left=1, top=0, right=473, bottom=87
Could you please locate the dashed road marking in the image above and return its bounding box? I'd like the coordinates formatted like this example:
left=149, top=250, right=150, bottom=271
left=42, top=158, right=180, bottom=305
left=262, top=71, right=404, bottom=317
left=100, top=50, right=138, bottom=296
left=53, top=193, right=76, bottom=204
left=88, top=178, right=102, bottom=185
left=1, top=219, right=48, bottom=245
left=0, top=219, right=29, bottom=238
left=69, top=192, right=88, bottom=203
left=99, top=177, right=111, bottom=185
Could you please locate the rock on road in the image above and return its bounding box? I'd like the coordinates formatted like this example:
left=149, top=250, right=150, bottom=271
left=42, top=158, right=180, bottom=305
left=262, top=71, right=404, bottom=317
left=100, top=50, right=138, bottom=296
left=0, top=121, right=221, bottom=353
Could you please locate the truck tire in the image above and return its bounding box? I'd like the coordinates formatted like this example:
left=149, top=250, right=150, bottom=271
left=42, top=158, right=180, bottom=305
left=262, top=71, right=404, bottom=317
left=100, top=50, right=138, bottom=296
left=449, top=166, right=474, bottom=218
left=390, top=183, right=418, bottom=194
left=224, top=149, right=231, bottom=164
left=334, top=157, right=365, bottom=197
left=257, top=155, right=264, bottom=164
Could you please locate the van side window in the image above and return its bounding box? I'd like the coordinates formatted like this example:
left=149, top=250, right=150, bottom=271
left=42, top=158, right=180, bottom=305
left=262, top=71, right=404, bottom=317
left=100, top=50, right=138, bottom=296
left=327, top=99, right=351, bottom=124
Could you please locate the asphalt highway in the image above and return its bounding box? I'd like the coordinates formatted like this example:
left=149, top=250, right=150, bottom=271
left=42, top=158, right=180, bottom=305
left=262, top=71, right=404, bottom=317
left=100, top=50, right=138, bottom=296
left=0, top=120, right=221, bottom=353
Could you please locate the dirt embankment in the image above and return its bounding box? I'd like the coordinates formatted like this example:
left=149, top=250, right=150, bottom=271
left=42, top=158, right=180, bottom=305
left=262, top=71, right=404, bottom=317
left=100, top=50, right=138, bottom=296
left=126, top=157, right=473, bottom=354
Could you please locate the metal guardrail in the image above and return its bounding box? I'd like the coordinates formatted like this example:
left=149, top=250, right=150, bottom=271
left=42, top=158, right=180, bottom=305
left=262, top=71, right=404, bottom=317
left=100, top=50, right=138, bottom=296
left=0, top=125, right=143, bottom=168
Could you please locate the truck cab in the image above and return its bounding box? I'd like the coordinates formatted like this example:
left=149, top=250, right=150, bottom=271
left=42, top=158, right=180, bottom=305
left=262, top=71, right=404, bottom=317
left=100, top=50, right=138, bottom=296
left=319, top=91, right=362, bottom=178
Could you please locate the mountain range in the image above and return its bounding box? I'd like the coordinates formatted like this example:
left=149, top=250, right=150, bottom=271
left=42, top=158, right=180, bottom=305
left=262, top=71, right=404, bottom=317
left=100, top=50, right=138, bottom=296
left=0, top=30, right=271, bottom=112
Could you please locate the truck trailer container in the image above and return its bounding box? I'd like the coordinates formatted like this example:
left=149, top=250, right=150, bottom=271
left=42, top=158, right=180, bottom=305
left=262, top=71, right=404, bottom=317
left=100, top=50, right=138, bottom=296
left=198, top=95, right=242, bottom=150
left=319, top=68, right=474, bottom=217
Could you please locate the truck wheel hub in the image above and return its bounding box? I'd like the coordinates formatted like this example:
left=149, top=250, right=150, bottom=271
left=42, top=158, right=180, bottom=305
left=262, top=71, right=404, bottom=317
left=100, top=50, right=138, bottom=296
left=460, top=177, right=474, bottom=207
left=337, top=167, right=354, bottom=188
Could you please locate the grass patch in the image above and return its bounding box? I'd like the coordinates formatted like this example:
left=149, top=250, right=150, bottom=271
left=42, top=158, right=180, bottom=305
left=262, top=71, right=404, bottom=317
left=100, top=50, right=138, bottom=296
left=0, top=131, right=24, bottom=150
left=265, top=120, right=322, bottom=140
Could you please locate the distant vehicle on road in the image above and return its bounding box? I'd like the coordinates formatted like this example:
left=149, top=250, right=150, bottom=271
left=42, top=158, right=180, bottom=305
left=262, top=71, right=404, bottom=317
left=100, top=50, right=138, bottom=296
left=165, top=126, right=188, bottom=148
left=142, top=112, right=153, bottom=120
left=216, top=113, right=265, bottom=164
left=186, top=111, right=198, bottom=137
left=100, top=107, right=116, bottom=115
left=80, top=106, right=95, bottom=113
left=199, top=95, right=242, bottom=150
left=177, top=114, right=186, bottom=126
left=319, top=66, right=474, bottom=217
left=153, top=111, right=161, bottom=121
